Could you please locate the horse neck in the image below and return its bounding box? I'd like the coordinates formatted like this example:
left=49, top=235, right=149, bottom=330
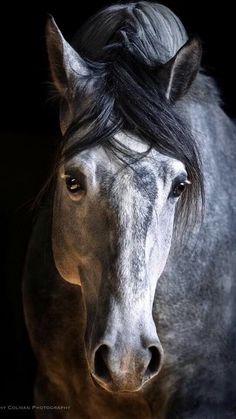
left=169, top=96, right=236, bottom=263
left=185, top=97, right=236, bottom=190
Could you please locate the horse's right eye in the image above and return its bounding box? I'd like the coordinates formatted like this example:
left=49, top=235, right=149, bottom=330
left=65, top=176, right=82, bottom=194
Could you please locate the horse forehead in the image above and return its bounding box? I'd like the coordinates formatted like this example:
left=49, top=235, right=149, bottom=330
left=76, top=132, right=185, bottom=178
left=113, top=132, right=151, bottom=153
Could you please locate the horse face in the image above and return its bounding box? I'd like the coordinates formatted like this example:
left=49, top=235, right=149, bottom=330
left=52, top=132, right=188, bottom=392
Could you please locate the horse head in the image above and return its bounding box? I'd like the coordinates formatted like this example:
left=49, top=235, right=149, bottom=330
left=46, top=4, right=202, bottom=393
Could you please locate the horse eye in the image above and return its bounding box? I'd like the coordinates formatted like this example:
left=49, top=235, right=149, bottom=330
left=172, top=180, right=189, bottom=198
left=65, top=176, right=82, bottom=194
left=173, top=182, right=186, bottom=197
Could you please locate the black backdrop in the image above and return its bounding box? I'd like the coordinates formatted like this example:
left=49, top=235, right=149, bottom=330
left=1, top=1, right=235, bottom=416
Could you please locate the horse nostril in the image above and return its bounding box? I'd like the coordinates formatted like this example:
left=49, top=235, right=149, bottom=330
left=145, top=345, right=163, bottom=380
left=92, top=341, right=163, bottom=390
left=93, top=344, right=111, bottom=383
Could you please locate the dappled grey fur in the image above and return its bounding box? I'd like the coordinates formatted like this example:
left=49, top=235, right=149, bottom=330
left=23, top=2, right=236, bottom=418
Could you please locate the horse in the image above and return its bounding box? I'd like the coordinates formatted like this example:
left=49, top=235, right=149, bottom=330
left=23, top=2, right=236, bottom=418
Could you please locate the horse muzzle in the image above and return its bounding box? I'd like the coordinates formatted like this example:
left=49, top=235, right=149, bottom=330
left=88, top=332, right=164, bottom=393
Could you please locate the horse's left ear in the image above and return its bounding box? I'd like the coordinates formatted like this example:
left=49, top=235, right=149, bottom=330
left=46, top=15, right=90, bottom=97
left=160, top=37, right=202, bottom=102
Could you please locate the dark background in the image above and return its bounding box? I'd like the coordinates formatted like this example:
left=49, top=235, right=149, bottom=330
left=0, top=1, right=235, bottom=416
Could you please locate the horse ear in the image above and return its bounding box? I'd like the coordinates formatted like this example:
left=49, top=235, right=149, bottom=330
left=160, top=37, right=202, bottom=102
left=46, top=16, right=89, bottom=97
